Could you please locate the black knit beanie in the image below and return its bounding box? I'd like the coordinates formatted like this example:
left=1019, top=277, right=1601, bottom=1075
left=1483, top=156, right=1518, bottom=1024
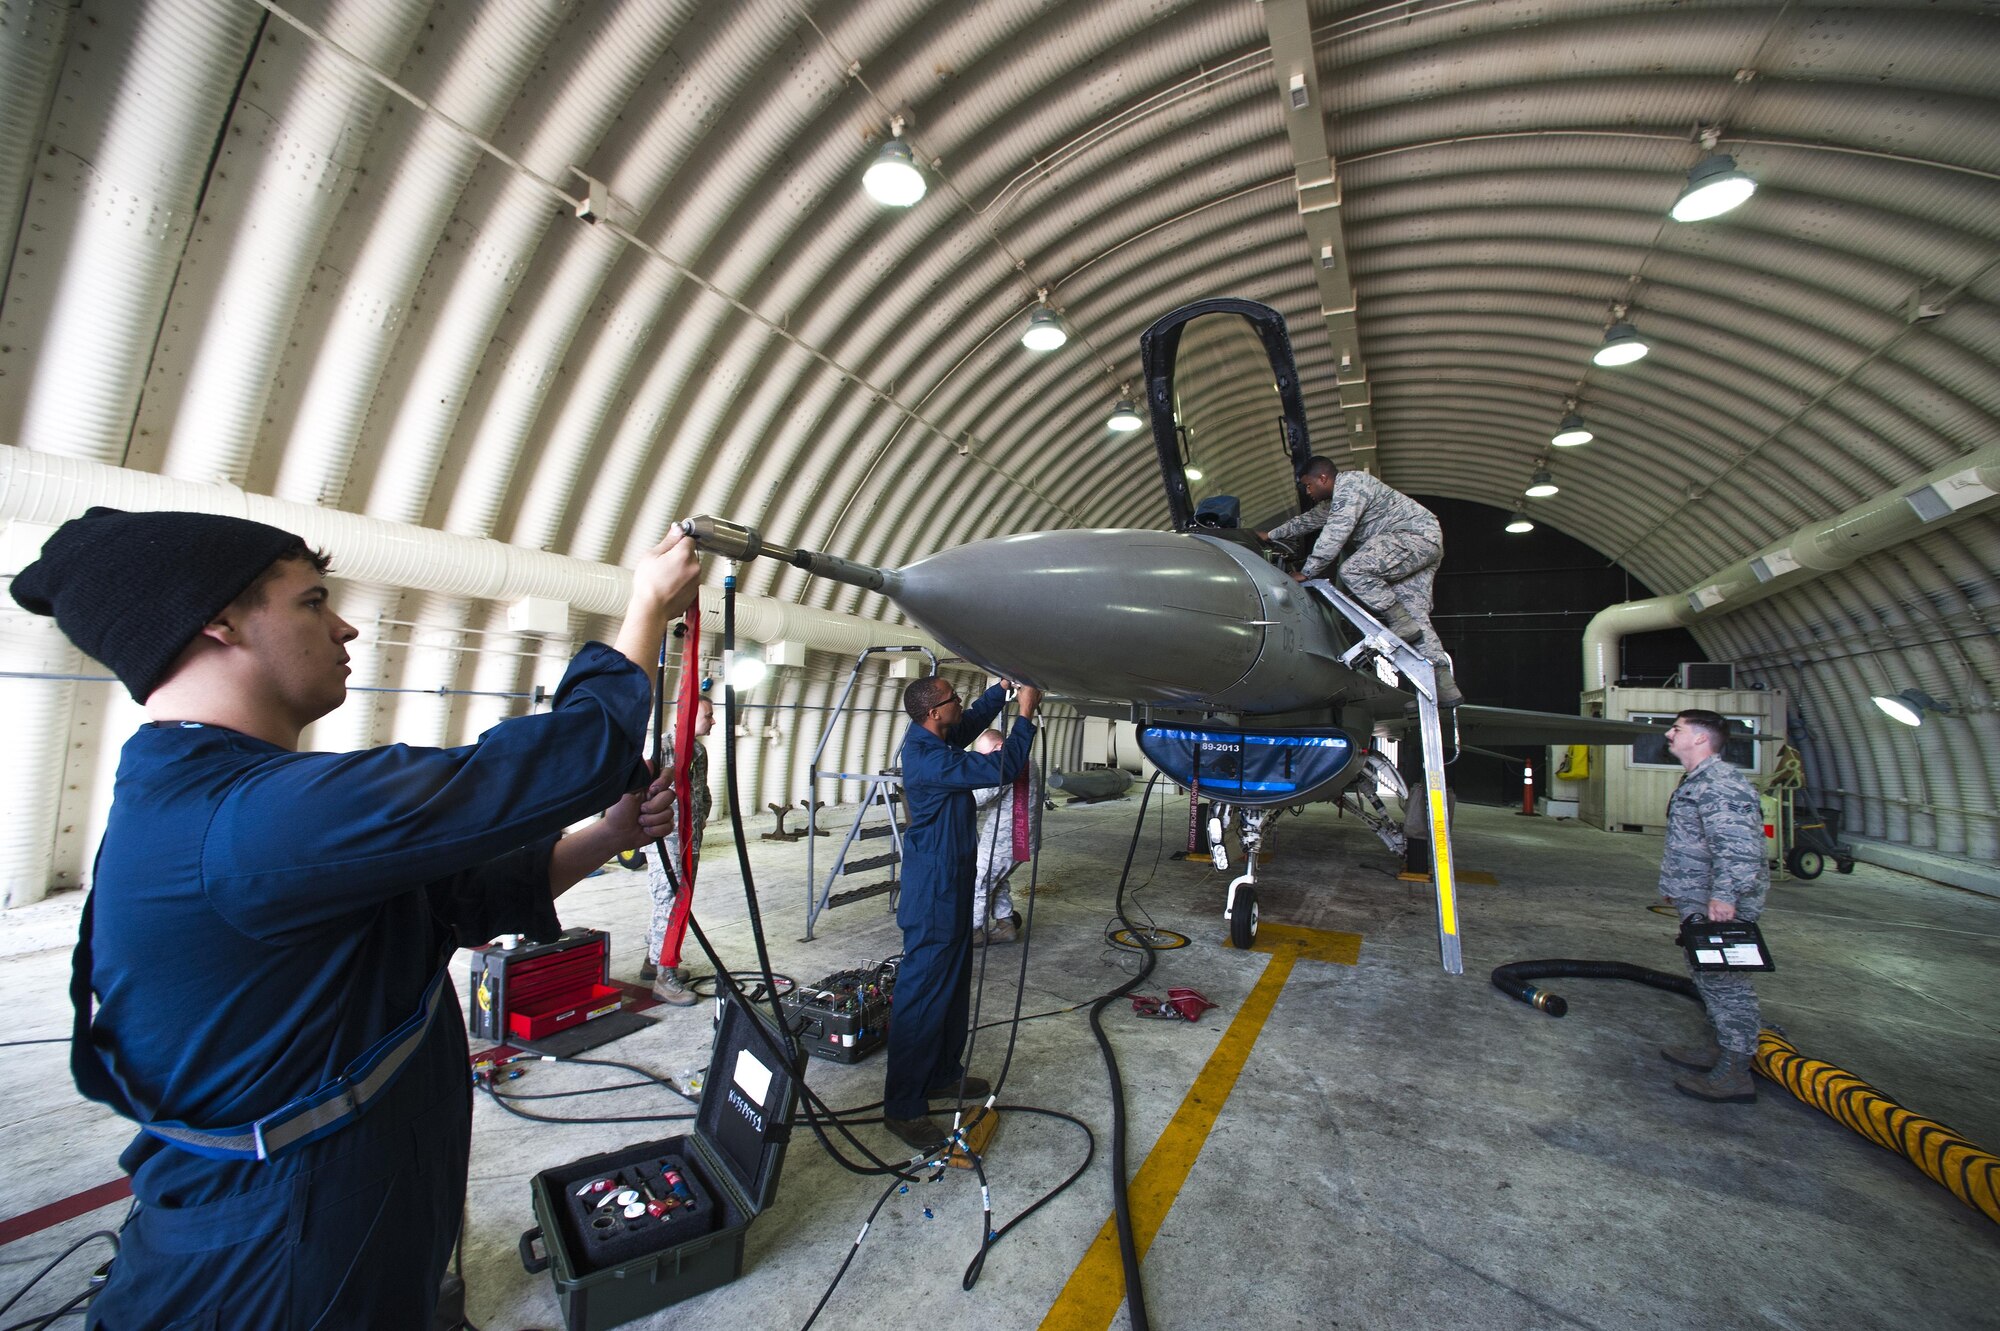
left=11, top=507, right=309, bottom=702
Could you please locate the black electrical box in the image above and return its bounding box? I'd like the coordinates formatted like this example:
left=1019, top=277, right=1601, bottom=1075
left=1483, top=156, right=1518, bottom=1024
left=779, top=960, right=896, bottom=1064
left=521, top=993, right=801, bottom=1331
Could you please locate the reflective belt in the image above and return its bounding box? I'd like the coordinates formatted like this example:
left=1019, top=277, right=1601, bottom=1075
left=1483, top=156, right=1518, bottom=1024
left=70, top=885, right=460, bottom=1165
left=136, top=963, right=456, bottom=1161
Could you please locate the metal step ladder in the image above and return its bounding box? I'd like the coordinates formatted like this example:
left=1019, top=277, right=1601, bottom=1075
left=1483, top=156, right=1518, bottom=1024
left=1301, top=578, right=1464, bottom=975
left=804, top=644, right=939, bottom=940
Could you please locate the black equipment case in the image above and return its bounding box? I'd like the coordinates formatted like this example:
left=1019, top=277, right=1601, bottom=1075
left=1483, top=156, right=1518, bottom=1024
left=778, top=960, right=896, bottom=1064
left=519, top=992, right=802, bottom=1331
left=1677, top=915, right=1776, bottom=973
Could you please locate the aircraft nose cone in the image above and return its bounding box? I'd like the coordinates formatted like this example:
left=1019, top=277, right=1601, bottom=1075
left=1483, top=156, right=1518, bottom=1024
left=891, top=530, right=1266, bottom=705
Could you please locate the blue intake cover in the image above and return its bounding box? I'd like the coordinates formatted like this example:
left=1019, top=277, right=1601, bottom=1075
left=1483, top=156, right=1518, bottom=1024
left=1137, top=724, right=1356, bottom=807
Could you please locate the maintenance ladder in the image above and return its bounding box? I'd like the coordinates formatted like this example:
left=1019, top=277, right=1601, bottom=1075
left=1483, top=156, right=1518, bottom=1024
left=804, top=645, right=938, bottom=940
left=1301, top=578, right=1463, bottom=976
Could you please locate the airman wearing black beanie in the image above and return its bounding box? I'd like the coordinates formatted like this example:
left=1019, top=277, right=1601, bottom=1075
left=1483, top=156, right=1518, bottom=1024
left=10, top=506, right=310, bottom=702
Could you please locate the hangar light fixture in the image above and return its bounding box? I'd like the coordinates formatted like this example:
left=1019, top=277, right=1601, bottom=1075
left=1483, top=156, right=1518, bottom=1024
left=863, top=122, right=927, bottom=207
left=1592, top=322, right=1650, bottom=367
left=1524, top=468, right=1559, bottom=498
left=1505, top=511, right=1535, bottom=533
left=724, top=646, right=767, bottom=692
left=1551, top=413, right=1593, bottom=447
left=1870, top=687, right=1951, bottom=727
left=1021, top=305, right=1067, bottom=352
left=1670, top=154, right=1757, bottom=222
left=1184, top=466, right=1205, bottom=482
left=1107, top=397, right=1143, bottom=432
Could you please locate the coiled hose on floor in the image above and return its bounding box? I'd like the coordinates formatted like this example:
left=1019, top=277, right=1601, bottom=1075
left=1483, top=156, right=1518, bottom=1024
left=1754, top=1030, right=2000, bottom=1226
left=1489, top=958, right=1696, bottom=1017
left=1491, top=958, right=2000, bottom=1228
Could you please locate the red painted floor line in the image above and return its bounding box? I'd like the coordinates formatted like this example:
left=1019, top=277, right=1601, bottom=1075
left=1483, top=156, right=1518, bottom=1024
left=0, top=1178, right=131, bottom=1247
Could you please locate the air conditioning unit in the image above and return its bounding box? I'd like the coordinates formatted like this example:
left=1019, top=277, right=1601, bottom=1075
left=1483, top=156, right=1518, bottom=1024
left=1682, top=662, right=1736, bottom=690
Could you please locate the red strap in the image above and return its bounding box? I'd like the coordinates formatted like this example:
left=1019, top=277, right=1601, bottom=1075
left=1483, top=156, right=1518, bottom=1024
left=1011, top=763, right=1032, bottom=862
left=658, top=597, right=701, bottom=970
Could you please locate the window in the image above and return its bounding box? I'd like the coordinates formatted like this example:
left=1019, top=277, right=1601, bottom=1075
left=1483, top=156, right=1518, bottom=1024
left=1627, top=714, right=1758, bottom=770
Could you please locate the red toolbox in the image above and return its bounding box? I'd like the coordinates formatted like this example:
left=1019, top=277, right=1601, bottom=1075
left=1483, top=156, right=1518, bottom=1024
left=468, top=929, right=621, bottom=1044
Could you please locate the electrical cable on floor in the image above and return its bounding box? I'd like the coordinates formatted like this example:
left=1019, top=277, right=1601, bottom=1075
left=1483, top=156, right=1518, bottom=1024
left=797, top=1174, right=902, bottom=1331
left=973, top=1001, right=1090, bottom=1031
left=479, top=1085, right=696, bottom=1127
left=0, top=1284, right=93, bottom=1331
left=0, top=1038, right=67, bottom=1047
left=0, top=1228, right=116, bottom=1331
left=475, top=1049, right=703, bottom=1126
left=797, top=1104, right=1098, bottom=1327
left=961, top=1104, right=1096, bottom=1289
left=687, top=970, right=797, bottom=1003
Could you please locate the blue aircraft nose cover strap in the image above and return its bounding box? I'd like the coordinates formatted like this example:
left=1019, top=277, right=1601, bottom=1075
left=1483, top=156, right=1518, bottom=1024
left=71, top=889, right=455, bottom=1162
left=1137, top=725, right=1355, bottom=807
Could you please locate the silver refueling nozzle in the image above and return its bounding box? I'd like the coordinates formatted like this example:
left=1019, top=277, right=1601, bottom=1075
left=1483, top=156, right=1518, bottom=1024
left=679, top=516, right=897, bottom=595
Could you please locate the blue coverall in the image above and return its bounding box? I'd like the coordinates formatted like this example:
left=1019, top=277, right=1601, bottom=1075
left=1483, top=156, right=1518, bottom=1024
left=883, top=685, right=1035, bottom=1120
left=78, top=644, right=648, bottom=1330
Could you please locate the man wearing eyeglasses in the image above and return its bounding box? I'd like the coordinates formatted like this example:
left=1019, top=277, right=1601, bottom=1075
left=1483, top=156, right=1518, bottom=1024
left=883, top=674, right=1040, bottom=1151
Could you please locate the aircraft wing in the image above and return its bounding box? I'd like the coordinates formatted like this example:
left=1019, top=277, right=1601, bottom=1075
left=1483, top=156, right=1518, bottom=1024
left=1416, top=705, right=1666, bottom=747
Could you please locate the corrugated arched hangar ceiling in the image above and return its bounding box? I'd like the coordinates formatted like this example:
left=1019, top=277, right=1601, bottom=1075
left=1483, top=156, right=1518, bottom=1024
left=0, top=0, right=1995, bottom=878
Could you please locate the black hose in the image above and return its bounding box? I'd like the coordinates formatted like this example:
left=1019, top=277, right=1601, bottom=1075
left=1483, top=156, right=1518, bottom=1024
left=647, top=605, right=925, bottom=1183
left=723, top=574, right=789, bottom=1033
left=1086, top=771, right=1164, bottom=1331
left=1489, top=959, right=1698, bottom=1017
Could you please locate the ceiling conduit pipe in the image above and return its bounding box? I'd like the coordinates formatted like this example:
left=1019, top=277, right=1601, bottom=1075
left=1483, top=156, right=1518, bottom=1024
left=0, top=445, right=938, bottom=658
left=1583, top=444, right=2000, bottom=692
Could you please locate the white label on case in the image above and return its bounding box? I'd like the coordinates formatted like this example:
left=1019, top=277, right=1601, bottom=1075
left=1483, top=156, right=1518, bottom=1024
left=733, top=1048, right=772, bottom=1106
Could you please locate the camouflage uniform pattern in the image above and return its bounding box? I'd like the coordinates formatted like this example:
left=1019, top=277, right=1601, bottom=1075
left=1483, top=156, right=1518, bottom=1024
left=647, top=739, right=711, bottom=962
left=1660, top=754, right=1769, bottom=1055
left=1267, top=472, right=1447, bottom=662
left=971, top=760, right=1043, bottom=927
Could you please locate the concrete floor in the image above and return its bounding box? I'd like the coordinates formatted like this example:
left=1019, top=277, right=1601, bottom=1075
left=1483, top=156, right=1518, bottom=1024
left=3, top=793, right=1998, bottom=1330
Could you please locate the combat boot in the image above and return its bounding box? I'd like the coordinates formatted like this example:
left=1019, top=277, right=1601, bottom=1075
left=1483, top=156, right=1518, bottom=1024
left=1660, top=1029, right=1720, bottom=1071
left=1430, top=663, right=1464, bottom=709
left=1673, top=1048, right=1756, bottom=1103
left=1382, top=608, right=1424, bottom=644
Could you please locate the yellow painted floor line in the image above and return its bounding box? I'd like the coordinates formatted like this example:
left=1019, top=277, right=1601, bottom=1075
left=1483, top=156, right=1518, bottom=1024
left=1038, top=924, right=1362, bottom=1331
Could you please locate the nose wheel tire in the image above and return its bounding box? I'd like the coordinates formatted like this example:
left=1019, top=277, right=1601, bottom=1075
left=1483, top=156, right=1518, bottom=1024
left=1229, top=886, right=1259, bottom=949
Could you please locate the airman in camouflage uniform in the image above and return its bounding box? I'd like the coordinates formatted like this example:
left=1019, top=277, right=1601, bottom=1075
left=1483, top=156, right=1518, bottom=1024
left=970, top=729, right=1043, bottom=944
left=1658, top=708, right=1768, bottom=1103
left=1257, top=456, right=1460, bottom=706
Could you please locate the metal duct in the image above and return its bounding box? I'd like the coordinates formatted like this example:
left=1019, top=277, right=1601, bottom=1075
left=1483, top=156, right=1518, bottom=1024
left=0, top=444, right=938, bottom=655
left=1583, top=445, right=2000, bottom=691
